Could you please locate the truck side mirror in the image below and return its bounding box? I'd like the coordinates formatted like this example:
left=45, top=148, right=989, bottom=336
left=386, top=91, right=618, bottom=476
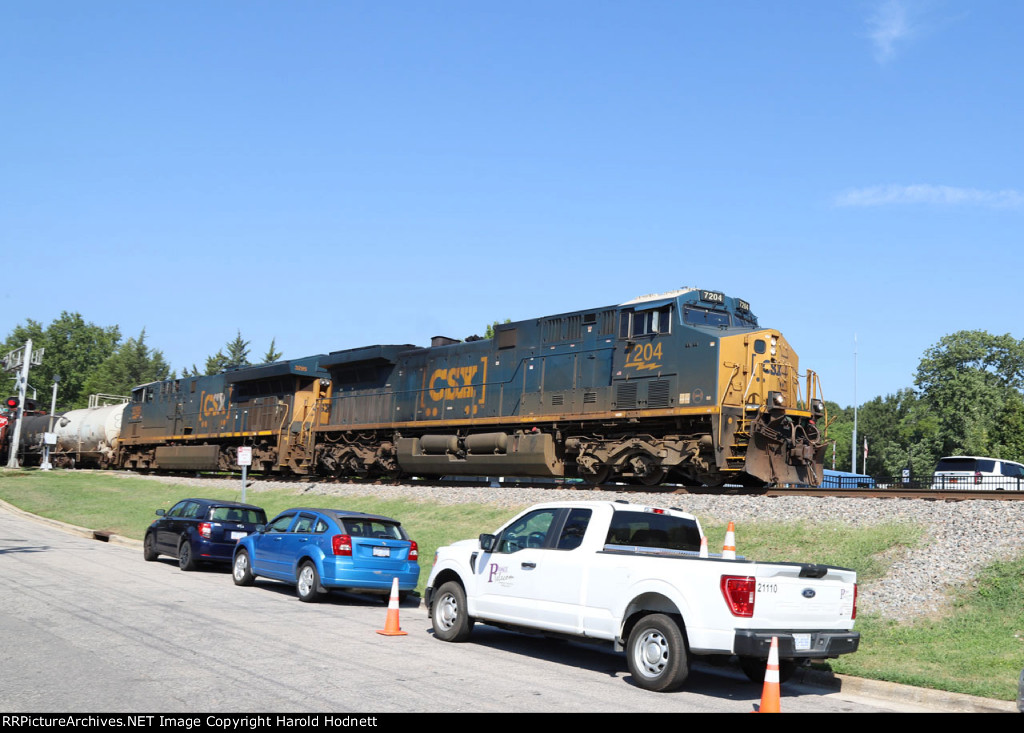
left=479, top=533, right=496, bottom=552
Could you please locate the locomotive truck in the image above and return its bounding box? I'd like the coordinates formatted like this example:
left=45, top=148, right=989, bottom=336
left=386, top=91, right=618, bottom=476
left=116, top=287, right=827, bottom=487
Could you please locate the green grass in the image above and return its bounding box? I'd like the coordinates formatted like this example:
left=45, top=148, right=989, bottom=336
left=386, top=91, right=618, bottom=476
left=698, top=520, right=923, bottom=582
left=2, top=468, right=1022, bottom=701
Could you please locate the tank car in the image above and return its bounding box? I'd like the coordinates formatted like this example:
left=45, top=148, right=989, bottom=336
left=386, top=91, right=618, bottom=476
left=11, top=402, right=126, bottom=468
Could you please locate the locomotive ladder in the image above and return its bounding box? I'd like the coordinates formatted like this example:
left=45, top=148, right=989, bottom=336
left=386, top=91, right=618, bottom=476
left=723, top=404, right=759, bottom=474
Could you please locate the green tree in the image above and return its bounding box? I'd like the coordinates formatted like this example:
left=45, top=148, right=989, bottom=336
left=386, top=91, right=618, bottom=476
left=2, top=312, right=121, bottom=409
left=81, top=329, right=171, bottom=397
left=914, top=330, right=1024, bottom=463
left=204, top=330, right=252, bottom=375
left=262, top=337, right=283, bottom=364
left=484, top=319, right=511, bottom=339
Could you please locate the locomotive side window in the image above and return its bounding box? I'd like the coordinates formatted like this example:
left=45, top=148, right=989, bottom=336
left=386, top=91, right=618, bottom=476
left=620, top=306, right=671, bottom=338
left=634, top=306, right=672, bottom=336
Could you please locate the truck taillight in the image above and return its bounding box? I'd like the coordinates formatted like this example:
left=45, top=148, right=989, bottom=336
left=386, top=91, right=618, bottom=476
left=409, top=540, right=418, bottom=561
left=332, top=534, right=352, bottom=556
left=852, top=583, right=858, bottom=620
left=198, top=522, right=212, bottom=539
left=721, top=575, right=756, bottom=617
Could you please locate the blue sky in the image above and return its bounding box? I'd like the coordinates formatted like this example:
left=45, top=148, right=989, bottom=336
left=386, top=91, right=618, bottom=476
left=2, top=1, right=1021, bottom=407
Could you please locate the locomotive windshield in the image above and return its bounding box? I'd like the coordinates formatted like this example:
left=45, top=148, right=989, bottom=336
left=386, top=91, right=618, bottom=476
left=683, top=305, right=731, bottom=327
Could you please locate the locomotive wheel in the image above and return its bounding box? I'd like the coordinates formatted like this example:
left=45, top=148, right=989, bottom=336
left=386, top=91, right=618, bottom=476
left=580, top=465, right=612, bottom=485
left=639, top=468, right=667, bottom=487
left=630, top=454, right=666, bottom=487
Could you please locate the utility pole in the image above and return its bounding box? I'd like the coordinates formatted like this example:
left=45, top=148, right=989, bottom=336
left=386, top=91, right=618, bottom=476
left=851, top=334, right=858, bottom=474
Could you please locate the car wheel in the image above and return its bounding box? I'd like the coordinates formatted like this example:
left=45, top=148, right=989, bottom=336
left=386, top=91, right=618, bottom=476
left=296, top=562, right=321, bottom=603
left=626, top=614, right=689, bottom=692
left=739, top=656, right=799, bottom=684
left=232, top=549, right=255, bottom=586
left=431, top=581, right=474, bottom=642
left=177, top=539, right=198, bottom=571
left=143, top=533, right=158, bottom=562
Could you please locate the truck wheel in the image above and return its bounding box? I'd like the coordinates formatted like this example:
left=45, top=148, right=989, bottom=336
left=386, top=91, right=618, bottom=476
left=739, top=656, right=798, bottom=684
left=626, top=614, right=689, bottom=692
left=431, top=581, right=474, bottom=642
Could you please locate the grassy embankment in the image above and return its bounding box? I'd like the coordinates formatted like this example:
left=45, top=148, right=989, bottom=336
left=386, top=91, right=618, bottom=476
left=0, top=469, right=1021, bottom=702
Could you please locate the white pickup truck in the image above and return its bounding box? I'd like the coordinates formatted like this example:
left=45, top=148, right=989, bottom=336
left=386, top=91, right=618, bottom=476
left=425, top=500, right=859, bottom=691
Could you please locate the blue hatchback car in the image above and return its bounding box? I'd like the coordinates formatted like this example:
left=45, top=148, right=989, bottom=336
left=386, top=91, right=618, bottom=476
left=231, top=508, right=420, bottom=602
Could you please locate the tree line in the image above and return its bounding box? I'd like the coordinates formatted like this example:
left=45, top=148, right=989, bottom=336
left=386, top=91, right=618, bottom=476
left=1, top=312, right=282, bottom=410
left=824, top=330, right=1024, bottom=479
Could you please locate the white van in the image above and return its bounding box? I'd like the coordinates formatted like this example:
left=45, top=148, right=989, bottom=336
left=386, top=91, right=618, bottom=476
left=931, top=456, right=1024, bottom=491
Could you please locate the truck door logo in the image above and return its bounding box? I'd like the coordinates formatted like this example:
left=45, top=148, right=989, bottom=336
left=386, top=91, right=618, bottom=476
left=487, top=562, right=514, bottom=586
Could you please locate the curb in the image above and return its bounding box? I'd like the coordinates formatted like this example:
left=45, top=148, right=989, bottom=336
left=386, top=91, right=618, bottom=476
left=793, top=667, right=1018, bottom=713
left=0, top=498, right=141, bottom=550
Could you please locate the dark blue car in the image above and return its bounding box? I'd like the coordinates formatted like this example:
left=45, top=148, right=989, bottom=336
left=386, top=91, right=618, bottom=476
left=144, top=498, right=267, bottom=571
left=232, top=508, right=420, bottom=602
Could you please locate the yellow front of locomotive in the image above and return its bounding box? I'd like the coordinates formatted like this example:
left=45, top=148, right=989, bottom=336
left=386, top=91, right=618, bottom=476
left=716, top=329, right=827, bottom=486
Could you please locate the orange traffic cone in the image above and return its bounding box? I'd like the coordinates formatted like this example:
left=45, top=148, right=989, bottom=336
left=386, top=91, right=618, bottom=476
left=376, top=577, right=408, bottom=636
left=755, top=636, right=782, bottom=713
left=722, top=521, right=736, bottom=560
left=699, top=535, right=709, bottom=558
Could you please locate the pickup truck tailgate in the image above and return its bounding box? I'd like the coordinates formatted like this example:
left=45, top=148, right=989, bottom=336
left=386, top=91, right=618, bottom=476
left=749, top=563, right=856, bottom=628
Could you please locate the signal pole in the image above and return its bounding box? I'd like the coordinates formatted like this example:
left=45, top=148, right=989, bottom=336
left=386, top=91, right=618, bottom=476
left=4, top=339, right=44, bottom=468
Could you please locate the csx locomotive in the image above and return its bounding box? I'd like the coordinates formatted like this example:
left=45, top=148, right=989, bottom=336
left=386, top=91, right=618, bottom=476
left=115, top=288, right=827, bottom=487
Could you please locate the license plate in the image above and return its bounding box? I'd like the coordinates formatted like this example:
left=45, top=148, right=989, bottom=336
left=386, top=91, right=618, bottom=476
left=230, top=531, right=248, bottom=540
left=372, top=546, right=391, bottom=558
left=793, top=633, right=812, bottom=651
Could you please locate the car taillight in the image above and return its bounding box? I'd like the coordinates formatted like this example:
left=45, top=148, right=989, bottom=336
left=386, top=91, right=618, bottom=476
left=332, top=534, right=352, bottom=556
left=409, top=540, right=418, bottom=561
left=198, top=522, right=212, bottom=539
left=721, top=575, right=756, bottom=617
left=975, top=471, right=982, bottom=485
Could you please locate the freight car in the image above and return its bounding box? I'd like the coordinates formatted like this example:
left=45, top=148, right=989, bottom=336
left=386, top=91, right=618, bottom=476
left=115, top=288, right=827, bottom=487
left=11, top=398, right=126, bottom=468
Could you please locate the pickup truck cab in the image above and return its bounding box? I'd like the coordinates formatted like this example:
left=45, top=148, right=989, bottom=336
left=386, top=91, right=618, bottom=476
left=425, top=501, right=859, bottom=691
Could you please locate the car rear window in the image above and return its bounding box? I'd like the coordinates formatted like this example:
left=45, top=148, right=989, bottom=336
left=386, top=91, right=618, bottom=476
left=605, top=511, right=701, bottom=552
left=935, top=458, right=995, bottom=473
left=342, top=518, right=405, bottom=540
left=208, top=507, right=267, bottom=523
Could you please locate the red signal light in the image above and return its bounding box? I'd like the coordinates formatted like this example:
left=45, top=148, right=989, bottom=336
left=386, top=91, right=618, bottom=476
left=4, top=397, right=18, bottom=410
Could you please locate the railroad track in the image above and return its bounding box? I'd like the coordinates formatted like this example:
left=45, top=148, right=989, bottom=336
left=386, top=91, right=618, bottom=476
left=165, top=471, right=1024, bottom=501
